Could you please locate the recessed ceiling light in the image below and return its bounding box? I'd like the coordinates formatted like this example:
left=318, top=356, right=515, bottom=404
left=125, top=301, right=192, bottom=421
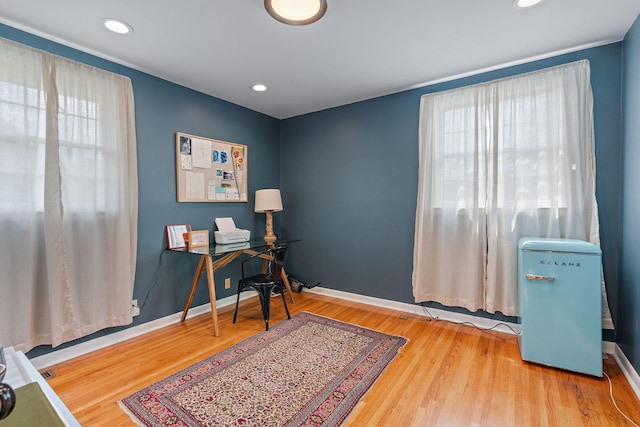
left=103, top=19, right=133, bottom=34
left=513, top=0, right=543, bottom=9
left=265, top=0, right=327, bottom=25
left=252, top=84, right=268, bottom=92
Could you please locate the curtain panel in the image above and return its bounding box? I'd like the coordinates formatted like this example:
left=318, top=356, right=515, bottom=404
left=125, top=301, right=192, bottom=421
left=412, top=60, right=612, bottom=328
left=0, top=37, right=139, bottom=351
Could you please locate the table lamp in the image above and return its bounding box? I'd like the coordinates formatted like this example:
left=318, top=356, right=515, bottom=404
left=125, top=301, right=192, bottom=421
left=255, top=189, right=283, bottom=244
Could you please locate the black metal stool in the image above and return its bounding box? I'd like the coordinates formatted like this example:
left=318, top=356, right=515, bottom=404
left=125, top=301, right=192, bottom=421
left=233, top=245, right=290, bottom=330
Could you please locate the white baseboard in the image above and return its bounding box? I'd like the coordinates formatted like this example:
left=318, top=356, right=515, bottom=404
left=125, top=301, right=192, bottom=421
left=612, top=344, right=640, bottom=400
left=307, top=288, right=620, bottom=353
left=30, top=292, right=255, bottom=370
left=305, top=287, right=522, bottom=335
left=30, top=286, right=640, bottom=403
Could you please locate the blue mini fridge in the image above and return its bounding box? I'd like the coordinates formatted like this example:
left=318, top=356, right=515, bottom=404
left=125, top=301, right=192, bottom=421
left=518, top=238, right=602, bottom=377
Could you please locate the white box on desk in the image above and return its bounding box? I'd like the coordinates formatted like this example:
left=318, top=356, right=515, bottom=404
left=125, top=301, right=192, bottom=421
left=214, top=217, right=251, bottom=244
left=214, top=229, right=251, bottom=244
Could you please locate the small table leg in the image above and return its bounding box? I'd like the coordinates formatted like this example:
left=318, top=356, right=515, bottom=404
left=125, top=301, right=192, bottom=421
left=181, top=255, right=206, bottom=322
left=181, top=252, right=241, bottom=336
left=204, top=255, right=220, bottom=336
left=280, top=267, right=296, bottom=304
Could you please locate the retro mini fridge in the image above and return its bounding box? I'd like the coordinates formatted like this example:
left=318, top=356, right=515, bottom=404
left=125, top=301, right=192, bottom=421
left=518, top=238, right=602, bottom=377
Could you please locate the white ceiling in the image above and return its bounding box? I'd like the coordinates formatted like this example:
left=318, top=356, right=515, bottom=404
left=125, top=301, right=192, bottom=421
left=0, top=0, right=639, bottom=119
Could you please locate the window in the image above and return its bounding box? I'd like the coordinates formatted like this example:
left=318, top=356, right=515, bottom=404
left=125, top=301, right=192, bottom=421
left=413, top=60, right=611, bottom=326
left=436, top=91, right=569, bottom=211
left=0, top=80, right=113, bottom=212
left=0, top=38, right=139, bottom=351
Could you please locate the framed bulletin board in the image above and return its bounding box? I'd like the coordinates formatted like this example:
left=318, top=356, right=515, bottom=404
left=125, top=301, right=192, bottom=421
left=176, top=132, right=248, bottom=202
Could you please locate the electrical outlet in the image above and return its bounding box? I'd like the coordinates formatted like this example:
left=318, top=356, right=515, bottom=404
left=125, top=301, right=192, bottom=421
left=132, top=299, right=140, bottom=316
left=225, top=278, right=231, bottom=289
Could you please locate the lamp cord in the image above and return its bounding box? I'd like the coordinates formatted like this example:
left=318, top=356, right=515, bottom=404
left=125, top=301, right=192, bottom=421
left=603, top=372, right=639, bottom=426
left=138, top=249, right=168, bottom=309
left=419, top=303, right=521, bottom=335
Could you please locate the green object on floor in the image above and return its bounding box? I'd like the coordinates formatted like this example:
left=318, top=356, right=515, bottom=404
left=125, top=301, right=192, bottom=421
left=2, top=382, right=65, bottom=426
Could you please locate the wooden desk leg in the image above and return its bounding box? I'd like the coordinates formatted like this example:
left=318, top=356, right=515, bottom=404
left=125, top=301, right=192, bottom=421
left=205, top=255, right=220, bottom=337
left=281, top=267, right=296, bottom=304
left=181, top=255, right=206, bottom=322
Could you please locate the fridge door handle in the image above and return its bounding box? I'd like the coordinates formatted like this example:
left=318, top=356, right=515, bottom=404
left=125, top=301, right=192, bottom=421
left=526, top=273, right=555, bottom=281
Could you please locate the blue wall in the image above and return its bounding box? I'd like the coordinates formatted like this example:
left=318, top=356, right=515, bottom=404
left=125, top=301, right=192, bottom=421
left=1, top=23, right=630, bottom=363
left=0, top=24, right=281, bottom=357
left=621, top=16, right=640, bottom=370
left=280, top=44, right=623, bottom=331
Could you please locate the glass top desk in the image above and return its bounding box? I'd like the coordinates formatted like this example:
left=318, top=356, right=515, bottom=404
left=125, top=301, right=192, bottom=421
left=171, top=238, right=298, bottom=336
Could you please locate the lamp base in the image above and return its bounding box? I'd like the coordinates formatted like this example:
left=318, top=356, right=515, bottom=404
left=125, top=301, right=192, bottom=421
left=263, top=210, right=277, bottom=245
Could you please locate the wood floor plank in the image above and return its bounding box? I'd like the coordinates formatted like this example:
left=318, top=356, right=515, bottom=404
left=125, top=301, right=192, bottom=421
left=43, top=292, right=640, bottom=426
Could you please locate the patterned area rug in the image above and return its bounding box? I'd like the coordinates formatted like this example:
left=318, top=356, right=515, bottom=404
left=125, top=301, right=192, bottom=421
left=119, top=312, right=407, bottom=426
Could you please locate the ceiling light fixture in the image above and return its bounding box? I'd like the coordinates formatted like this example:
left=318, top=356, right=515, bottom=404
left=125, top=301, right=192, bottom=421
left=264, top=0, right=327, bottom=26
left=252, top=84, right=267, bottom=92
left=513, top=0, right=543, bottom=9
left=103, top=19, right=133, bottom=34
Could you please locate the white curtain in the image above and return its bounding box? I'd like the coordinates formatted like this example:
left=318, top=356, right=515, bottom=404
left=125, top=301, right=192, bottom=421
left=0, top=38, right=138, bottom=351
left=413, top=60, right=613, bottom=327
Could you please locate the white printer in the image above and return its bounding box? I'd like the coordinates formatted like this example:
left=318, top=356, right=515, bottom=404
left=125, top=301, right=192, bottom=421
left=213, top=217, right=251, bottom=244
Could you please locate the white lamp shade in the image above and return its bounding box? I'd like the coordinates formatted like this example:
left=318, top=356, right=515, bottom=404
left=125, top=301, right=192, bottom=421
left=255, top=189, right=283, bottom=213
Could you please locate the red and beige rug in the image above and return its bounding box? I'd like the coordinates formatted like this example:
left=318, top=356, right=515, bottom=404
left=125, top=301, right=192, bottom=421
left=119, top=312, right=407, bottom=426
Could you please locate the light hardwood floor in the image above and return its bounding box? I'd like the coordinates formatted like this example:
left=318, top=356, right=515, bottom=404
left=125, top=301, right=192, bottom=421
left=45, top=291, right=640, bottom=426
